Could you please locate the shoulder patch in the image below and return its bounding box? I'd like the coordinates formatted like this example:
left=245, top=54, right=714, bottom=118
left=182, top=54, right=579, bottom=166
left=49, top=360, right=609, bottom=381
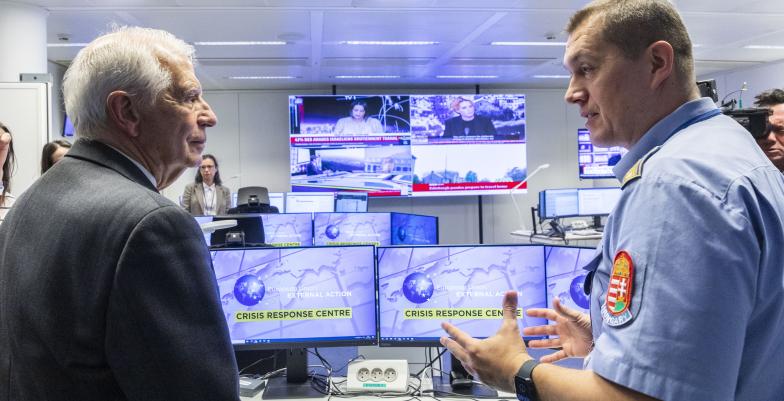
left=620, top=146, right=662, bottom=189
left=601, top=250, right=635, bottom=327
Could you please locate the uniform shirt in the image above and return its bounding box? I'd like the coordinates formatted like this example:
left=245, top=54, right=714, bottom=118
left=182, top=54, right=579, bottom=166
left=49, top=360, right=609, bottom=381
left=583, top=98, right=784, bottom=401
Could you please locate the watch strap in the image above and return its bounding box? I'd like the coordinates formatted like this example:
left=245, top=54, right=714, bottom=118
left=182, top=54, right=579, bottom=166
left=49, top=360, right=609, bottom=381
left=515, top=359, right=540, bottom=401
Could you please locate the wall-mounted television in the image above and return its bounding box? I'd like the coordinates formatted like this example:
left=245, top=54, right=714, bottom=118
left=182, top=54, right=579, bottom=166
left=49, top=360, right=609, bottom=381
left=577, top=128, right=627, bottom=179
left=289, top=94, right=527, bottom=197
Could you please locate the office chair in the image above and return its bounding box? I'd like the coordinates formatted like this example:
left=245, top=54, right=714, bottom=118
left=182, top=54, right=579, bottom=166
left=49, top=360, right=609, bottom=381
left=228, top=186, right=280, bottom=214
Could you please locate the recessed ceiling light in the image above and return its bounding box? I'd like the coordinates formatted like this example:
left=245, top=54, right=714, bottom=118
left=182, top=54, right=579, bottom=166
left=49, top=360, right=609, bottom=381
left=743, top=45, right=784, bottom=50
left=436, top=75, right=498, bottom=79
left=533, top=75, right=570, bottom=79
left=226, top=76, right=299, bottom=80
left=194, top=41, right=287, bottom=46
left=491, top=41, right=566, bottom=46
left=47, top=43, right=89, bottom=47
left=340, top=41, right=438, bottom=46
left=333, top=75, right=400, bottom=79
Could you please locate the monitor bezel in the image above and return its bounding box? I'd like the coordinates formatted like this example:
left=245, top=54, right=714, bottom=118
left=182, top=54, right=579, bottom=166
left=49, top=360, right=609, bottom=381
left=210, top=244, right=379, bottom=351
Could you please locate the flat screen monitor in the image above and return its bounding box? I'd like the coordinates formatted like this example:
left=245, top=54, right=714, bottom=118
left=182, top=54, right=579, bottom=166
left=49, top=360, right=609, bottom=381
left=63, top=114, right=75, bottom=137
left=578, top=128, right=628, bottom=179
left=538, top=189, right=579, bottom=220
left=544, top=246, right=595, bottom=316
left=313, top=212, right=391, bottom=246
left=577, top=187, right=622, bottom=216
left=194, top=215, right=213, bottom=246
left=210, top=245, right=377, bottom=349
left=210, top=214, right=265, bottom=247
left=376, top=245, right=547, bottom=346
left=284, top=192, right=335, bottom=213
left=261, top=213, right=314, bottom=247
left=390, top=212, right=439, bottom=245
left=269, top=192, right=285, bottom=213
left=334, top=192, right=368, bottom=212
left=288, top=94, right=528, bottom=197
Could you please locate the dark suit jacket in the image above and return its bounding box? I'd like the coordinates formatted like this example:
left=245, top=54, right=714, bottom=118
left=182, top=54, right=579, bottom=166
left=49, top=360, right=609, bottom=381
left=442, top=115, right=497, bottom=138
left=181, top=181, right=231, bottom=215
left=0, top=139, right=239, bottom=401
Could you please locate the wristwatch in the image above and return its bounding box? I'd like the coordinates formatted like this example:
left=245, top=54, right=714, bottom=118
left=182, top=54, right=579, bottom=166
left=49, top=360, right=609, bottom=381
left=514, top=359, right=540, bottom=401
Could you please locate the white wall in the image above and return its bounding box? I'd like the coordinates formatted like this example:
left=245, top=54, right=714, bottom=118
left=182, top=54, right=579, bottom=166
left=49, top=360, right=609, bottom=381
left=699, top=58, right=784, bottom=108
left=161, top=88, right=607, bottom=245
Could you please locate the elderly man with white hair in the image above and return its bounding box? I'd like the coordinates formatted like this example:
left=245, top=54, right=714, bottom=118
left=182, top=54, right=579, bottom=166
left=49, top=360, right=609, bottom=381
left=0, top=27, right=239, bottom=401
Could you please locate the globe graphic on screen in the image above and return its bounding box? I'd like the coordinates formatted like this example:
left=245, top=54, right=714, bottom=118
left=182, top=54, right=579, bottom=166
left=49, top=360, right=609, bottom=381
left=234, top=274, right=265, bottom=306
left=402, top=272, right=434, bottom=304
left=569, top=273, right=590, bottom=309
left=396, top=227, right=407, bottom=242
left=325, top=224, right=340, bottom=240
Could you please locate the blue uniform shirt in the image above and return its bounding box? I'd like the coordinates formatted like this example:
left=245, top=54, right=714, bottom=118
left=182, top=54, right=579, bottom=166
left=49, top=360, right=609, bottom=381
left=583, top=98, right=784, bottom=401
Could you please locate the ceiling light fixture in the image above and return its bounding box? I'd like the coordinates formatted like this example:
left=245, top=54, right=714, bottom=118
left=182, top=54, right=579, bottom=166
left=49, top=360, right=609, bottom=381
left=436, top=75, right=498, bottom=79
left=47, top=43, right=89, bottom=47
left=743, top=45, right=784, bottom=50
left=340, top=40, right=438, bottom=46
left=226, top=76, right=299, bottom=80
left=333, top=75, right=400, bottom=79
left=490, top=41, right=566, bottom=46
left=194, top=41, right=287, bottom=46
left=533, top=75, right=570, bottom=79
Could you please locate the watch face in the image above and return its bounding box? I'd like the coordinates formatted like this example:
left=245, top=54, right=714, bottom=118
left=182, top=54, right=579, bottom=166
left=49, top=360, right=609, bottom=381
left=515, top=375, right=532, bottom=401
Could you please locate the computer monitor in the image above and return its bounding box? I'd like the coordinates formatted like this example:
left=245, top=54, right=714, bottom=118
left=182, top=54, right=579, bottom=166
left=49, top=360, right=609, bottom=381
left=210, top=245, right=377, bottom=397
left=313, top=212, right=391, bottom=246
left=269, top=192, right=285, bottom=213
left=544, top=246, right=595, bottom=316
left=261, top=213, right=314, bottom=246
left=577, top=187, right=622, bottom=216
left=285, top=192, right=335, bottom=213
left=376, top=245, right=547, bottom=347
left=578, top=128, right=628, bottom=179
left=334, top=192, right=368, bottom=212
left=211, top=214, right=265, bottom=248
left=390, top=213, right=439, bottom=245
left=194, top=215, right=214, bottom=246
left=63, top=114, right=75, bottom=137
left=538, top=189, right=579, bottom=220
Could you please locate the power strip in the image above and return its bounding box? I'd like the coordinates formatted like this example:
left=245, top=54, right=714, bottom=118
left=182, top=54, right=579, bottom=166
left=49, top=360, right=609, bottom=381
left=346, top=359, right=409, bottom=393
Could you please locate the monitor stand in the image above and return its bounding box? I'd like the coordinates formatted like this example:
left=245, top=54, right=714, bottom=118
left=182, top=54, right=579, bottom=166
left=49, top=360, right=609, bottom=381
left=431, top=355, right=498, bottom=398
left=262, top=348, right=328, bottom=399
left=592, top=215, right=604, bottom=232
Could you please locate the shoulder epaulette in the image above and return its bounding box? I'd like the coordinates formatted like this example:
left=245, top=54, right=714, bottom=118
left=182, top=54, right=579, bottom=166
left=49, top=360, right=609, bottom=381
left=621, top=146, right=661, bottom=189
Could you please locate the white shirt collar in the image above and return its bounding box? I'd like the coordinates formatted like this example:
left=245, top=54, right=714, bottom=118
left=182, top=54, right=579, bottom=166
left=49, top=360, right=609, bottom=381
left=105, top=144, right=158, bottom=188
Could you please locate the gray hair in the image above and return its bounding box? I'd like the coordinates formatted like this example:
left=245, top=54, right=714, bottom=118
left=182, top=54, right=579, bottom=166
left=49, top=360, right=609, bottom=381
left=62, top=26, right=195, bottom=139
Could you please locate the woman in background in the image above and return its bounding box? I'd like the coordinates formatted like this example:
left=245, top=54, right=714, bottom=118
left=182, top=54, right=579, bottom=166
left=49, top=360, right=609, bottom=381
left=181, top=154, right=231, bottom=216
left=41, top=139, right=72, bottom=174
left=0, top=121, right=16, bottom=224
left=334, top=100, right=384, bottom=136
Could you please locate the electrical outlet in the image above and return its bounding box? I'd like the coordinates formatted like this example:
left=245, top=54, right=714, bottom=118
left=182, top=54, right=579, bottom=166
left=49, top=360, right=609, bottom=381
left=346, top=359, right=409, bottom=393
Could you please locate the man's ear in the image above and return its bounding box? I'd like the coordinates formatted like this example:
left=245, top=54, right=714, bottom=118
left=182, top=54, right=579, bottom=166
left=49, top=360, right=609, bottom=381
left=106, top=91, right=142, bottom=137
left=647, top=40, right=675, bottom=90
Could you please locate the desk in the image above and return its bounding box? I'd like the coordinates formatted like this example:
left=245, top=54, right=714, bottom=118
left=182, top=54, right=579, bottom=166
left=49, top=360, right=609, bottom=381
left=511, top=229, right=602, bottom=247
left=240, top=376, right=517, bottom=401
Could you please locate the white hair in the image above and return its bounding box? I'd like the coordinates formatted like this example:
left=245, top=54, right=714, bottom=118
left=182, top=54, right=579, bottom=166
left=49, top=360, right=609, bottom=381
left=62, top=26, right=195, bottom=139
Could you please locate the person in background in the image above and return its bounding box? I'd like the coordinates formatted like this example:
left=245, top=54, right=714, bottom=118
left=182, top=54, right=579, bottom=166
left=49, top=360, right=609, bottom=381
left=0, top=27, right=239, bottom=401
left=0, top=121, right=15, bottom=224
left=181, top=153, right=231, bottom=216
left=334, top=100, right=384, bottom=135
left=440, top=1, right=784, bottom=401
left=306, top=154, right=323, bottom=176
left=753, top=88, right=784, bottom=171
left=442, top=97, right=497, bottom=138
left=40, top=139, right=73, bottom=174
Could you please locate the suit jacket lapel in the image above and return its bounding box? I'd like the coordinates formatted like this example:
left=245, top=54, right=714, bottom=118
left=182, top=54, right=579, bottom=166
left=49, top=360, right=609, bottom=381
left=195, top=184, right=206, bottom=213
left=65, top=138, right=158, bottom=193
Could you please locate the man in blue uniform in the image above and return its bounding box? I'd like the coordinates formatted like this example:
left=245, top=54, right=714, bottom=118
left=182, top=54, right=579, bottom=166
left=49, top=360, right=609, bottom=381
left=440, top=1, right=784, bottom=400
left=753, top=88, right=784, bottom=171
